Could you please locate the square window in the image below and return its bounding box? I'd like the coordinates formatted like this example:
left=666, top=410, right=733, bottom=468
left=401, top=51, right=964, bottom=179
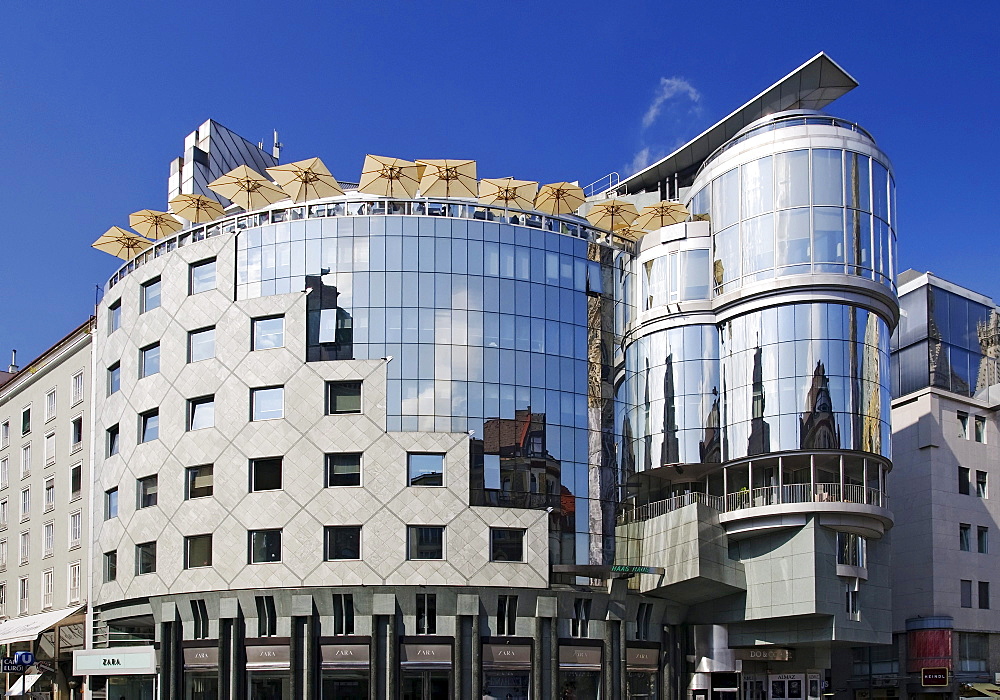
left=140, top=343, right=160, bottom=378
left=188, top=327, right=215, bottom=362
left=249, top=529, right=282, bottom=563
left=960, top=523, right=971, bottom=551
left=326, top=381, right=362, bottom=415
left=976, top=416, right=987, bottom=443
left=326, top=454, right=361, bottom=487
left=105, top=488, right=118, bottom=519
left=140, top=410, right=159, bottom=443
left=324, top=526, right=361, bottom=560
left=107, top=424, right=120, bottom=456
left=408, top=453, right=444, bottom=487
left=141, top=278, right=161, bottom=313
left=252, top=316, right=285, bottom=350
left=189, top=259, right=217, bottom=295
left=490, top=528, right=525, bottom=562
left=187, top=396, right=215, bottom=431
left=407, top=526, right=444, bottom=560
left=104, top=551, right=117, bottom=582
left=251, top=387, right=283, bottom=421
left=20, top=408, right=30, bottom=436
left=186, top=465, right=214, bottom=499
left=107, top=363, right=121, bottom=395
left=108, top=300, right=121, bottom=334
left=137, top=475, right=158, bottom=508
left=185, top=534, right=213, bottom=568
left=136, top=542, right=156, bottom=574
left=250, top=458, right=282, bottom=491
left=70, top=465, right=81, bottom=500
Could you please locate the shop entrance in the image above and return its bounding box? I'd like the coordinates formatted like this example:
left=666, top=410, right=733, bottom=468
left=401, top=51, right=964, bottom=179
left=399, top=669, right=450, bottom=699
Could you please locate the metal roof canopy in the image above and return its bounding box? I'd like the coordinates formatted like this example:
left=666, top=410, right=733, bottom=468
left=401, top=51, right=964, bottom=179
left=614, top=52, right=858, bottom=196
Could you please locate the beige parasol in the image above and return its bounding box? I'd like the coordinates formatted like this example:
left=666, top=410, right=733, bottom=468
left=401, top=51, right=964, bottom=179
left=168, top=194, right=225, bottom=223
left=478, top=177, right=539, bottom=210
left=585, top=199, right=639, bottom=231
left=266, top=157, right=344, bottom=203
left=357, top=155, right=421, bottom=198
left=613, top=226, right=648, bottom=241
left=634, top=201, right=690, bottom=230
left=416, top=159, right=478, bottom=198
left=534, top=182, right=586, bottom=215
left=128, top=209, right=183, bottom=240
left=92, top=226, right=153, bottom=260
left=208, top=165, right=287, bottom=210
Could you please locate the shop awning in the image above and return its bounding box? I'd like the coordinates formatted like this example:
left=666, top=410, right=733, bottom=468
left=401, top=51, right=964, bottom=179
left=6, top=674, right=42, bottom=696
left=963, top=684, right=1000, bottom=698
left=0, top=605, right=82, bottom=646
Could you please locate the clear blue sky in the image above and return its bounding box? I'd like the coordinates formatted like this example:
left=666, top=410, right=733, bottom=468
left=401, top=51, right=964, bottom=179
left=1, top=0, right=997, bottom=361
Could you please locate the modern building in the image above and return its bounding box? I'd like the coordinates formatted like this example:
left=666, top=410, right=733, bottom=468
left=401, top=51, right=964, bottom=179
left=846, top=271, right=1000, bottom=700
left=5, top=51, right=896, bottom=700
left=0, top=319, right=94, bottom=697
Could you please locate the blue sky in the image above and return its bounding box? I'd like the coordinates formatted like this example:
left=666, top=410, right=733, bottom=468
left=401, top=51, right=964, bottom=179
left=1, top=0, right=997, bottom=361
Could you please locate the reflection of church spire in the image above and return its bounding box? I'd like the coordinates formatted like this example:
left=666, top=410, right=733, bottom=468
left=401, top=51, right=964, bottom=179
left=642, top=357, right=652, bottom=471
left=800, top=360, right=841, bottom=449
left=660, top=354, right=680, bottom=466
left=699, top=387, right=722, bottom=463
left=861, top=314, right=882, bottom=453
left=747, top=344, right=771, bottom=455
left=976, top=309, right=1000, bottom=393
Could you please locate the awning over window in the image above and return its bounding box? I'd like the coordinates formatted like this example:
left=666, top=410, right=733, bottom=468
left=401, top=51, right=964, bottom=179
left=6, top=674, right=42, bottom=696
left=0, top=605, right=83, bottom=646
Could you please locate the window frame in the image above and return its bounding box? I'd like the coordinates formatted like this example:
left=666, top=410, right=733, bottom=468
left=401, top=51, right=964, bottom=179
left=325, top=453, right=362, bottom=487
left=407, top=525, right=445, bottom=561
left=136, top=475, right=158, bottom=509
left=960, top=523, right=972, bottom=552
left=140, top=277, right=162, bottom=314
left=71, top=371, right=85, bottom=406
left=184, top=534, right=213, bottom=569
left=106, top=424, right=120, bottom=457
left=187, top=395, right=215, bottom=431
left=186, top=465, right=214, bottom=500
left=325, top=381, right=363, bottom=415
left=135, top=541, right=157, bottom=575
left=139, top=342, right=161, bottom=379
left=187, top=327, right=216, bottom=363
left=407, top=453, right=444, bottom=487
left=107, top=363, right=121, bottom=396
left=105, top=488, right=119, bottom=520
left=104, top=550, right=118, bottom=582
left=108, top=299, right=122, bottom=334
left=139, top=409, right=159, bottom=443
left=252, top=316, right=285, bottom=350
left=189, top=258, right=217, bottom=295
left=324, top=525, right=362, bottom=561
left=250, top=458, right=282, bottom=492
left=248, top=528, right=282, bottom=564
left=250, top=386, right=284, bottom=421
left=44, top=389, right=56, bottom=422
left=490, top=528, right=526, bottom=563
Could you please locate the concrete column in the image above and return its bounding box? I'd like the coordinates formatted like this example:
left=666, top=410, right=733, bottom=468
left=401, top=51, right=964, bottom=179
left=290, top=594, right=314, bottom=700
left=537, top=596, right=559, bottom=699
left=159, top=602, right=180, bottom=700
left=458, top=593, right=479, bottom=700
left=219, top=598, right=242, bottom=700
left=471, top=612, right=482, bottom=699
left=373, top=593, right=396, bottom=700
left=533, top=618, right=543, bottom=700
left=604, top=620, right=615, bottom=700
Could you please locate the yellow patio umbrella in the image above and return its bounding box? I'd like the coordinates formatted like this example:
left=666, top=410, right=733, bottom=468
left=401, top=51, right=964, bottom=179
left=416, top=159, right=478, bottom=198
left=168, top=194, right=225, bottom=223
left=634, top=201, right=690, bottom=230
left=92, top=226, right=153, bottom=260
left=534, top=182, right=586, bottom=215
left=266, top=157, right=344, bottom=203
left=478, top=177, right=538, bottom=210
left=586, top=199, right=639, bottom=231
left=128, top=209, right=183, bottom=240
left=357, top=155, right=421, bottom=198
left=208, top=165, right=287, bottom=210
left=613, top=226, right=648, bottom=242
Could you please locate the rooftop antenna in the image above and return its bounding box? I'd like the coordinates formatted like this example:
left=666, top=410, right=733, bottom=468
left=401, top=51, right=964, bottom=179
left=8, top=350, right=18, bottom=373
left=272, top=130, right=282, bottom=162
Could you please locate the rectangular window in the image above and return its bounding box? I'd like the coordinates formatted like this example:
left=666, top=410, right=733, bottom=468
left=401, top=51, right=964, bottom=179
left=977, top=471, right=988, bottom=498
left=249, top=529, right=282, bottom=563
left=324, top=526, right=361, bottom=560
left=108, top=300, right=121, bottom=334
left=188, top=327, right=215, bottom=362
left=70, top=416, right=83, bottom=452
left=959, top=466, right=971, bottom=495
left=140, top=343, right=161, bottom=378
left=976, top=416, right=987, bottom=443
left=636, top=602, right=654, bottom=641
left=979, top=581, right=990, bottom=609
left=0, top=499, right=7, bottom=528
left=958, top=632, right=989, bottom=672
left=255, top=595, right=277, bottom=636
left=105, top=488, right=118, bottom=519
left=326, top=381, right=362, bottom=414
left=17, top=577, right=28, bottom=615
left=69, top=563, right=82, bottom=605
left=959, top=411, right=970, bottom=439
left=186, top=465, right=214, bottom=499
left=107, top=363, right=121, bottom=395
left=0, top=457, right=6, bottom=490
left=69, top=511, right=81, bottom=548
left=252, top=316, right=285, bottom=350
left=326, top=454, right=361, bottom=487
left=19, top=488, right=29, bottom=521
left=187, top=396, right=215, bottom=431
left=44, top=433, right=55, bottom=466
left=107, top=424, right=120, bottom=457
left=416, top=593, right=437, bottom=635
left=70, top=465, right=81, bottom=500
left=185, top=534, right=213, bottom=568
left=491, top=528, right=526, bottom=562
left=43, top=522, right=53, bottom=557
left=962, top=579, right=973, bottom=608
left=189, top=259, right=217, bottom=294
left=251, top=387, right=284, bottom=421
left=137, top=475, right=158, bottom=508
left=0, top=421, right=7, bottom=448
left=72, top=371, right=84, bottom=406
left=191, top=600, right=209, bottom=639
left=20, top=444, right=30, bottom=478
left=140, top=410, right=159, bottom=443
left=0, top=539, right=6, bottom=570
left=332, top=594, right=355, bottom=636
left=250, top=458, right=282, bottom=491
left=136, top=542, right=157, bottom=574
left=140, top=278, right=161, bottom=313
left=19, top=531, right=29, bottom=564
left=979, top=526, right=989, bottom=554
left=43, top=478, right=54, bottom=512
left=497, top=594, right=517, bottom=636
left=20, top=407, right=30, bottom=436
left=0, top=583, right=4, bottom=616
left=572, top=598, right=591, bottom=638
left=104, top=550, right=118, bottom=582
left=407, top=526, right=444, bottom=560
left=41, top=569, right=53, bottom=609
left=407, top=453, right=444, bottom=487
left=960, top=523, right=972, bottom=551
left=44, top=390, right=56, bottom=421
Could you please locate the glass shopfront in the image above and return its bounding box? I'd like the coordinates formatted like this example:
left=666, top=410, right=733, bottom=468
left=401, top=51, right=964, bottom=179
left=320, top=643, right=370, bottom=700
left=400, top=643, right=451, bottom=699
left=626, top=647, right=659, bottom=700
left=482, top=644, right=531, bottom=700
left=559, top=645, right=602, bottom=699
left=183, top=646, right=219, bottom=700
left=245, top=644, right=291, bottom=700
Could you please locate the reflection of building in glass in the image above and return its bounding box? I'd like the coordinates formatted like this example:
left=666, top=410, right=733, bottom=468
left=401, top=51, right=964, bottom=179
left=799, top=361, right=841, bottom=449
